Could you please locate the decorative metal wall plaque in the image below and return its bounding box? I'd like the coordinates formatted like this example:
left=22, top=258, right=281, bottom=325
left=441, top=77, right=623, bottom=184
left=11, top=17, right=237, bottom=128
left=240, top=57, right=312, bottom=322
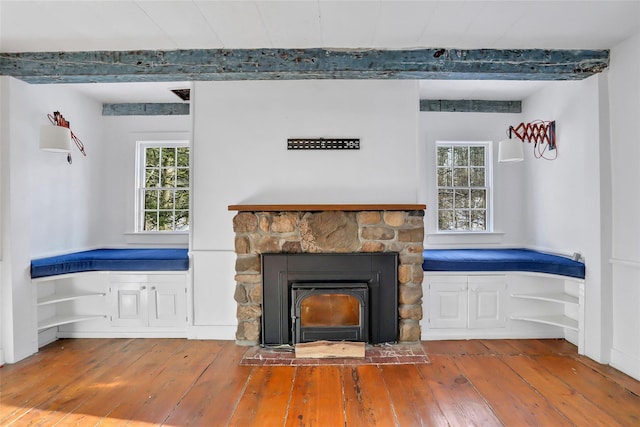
left=287, top=138, right=360, bottom=150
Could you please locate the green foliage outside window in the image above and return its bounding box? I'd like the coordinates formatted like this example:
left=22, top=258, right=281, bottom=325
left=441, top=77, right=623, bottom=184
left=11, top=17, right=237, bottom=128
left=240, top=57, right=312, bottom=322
left=142, top=145, right=189, bottom=231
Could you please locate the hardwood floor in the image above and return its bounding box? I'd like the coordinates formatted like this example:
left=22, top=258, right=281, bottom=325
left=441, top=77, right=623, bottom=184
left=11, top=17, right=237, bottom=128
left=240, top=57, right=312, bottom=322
left=1, top=338, right=639, bottom=426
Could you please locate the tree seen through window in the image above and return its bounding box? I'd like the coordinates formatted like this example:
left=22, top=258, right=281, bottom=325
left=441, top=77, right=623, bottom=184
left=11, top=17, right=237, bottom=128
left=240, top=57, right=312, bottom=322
left=141, top=144, right=189, bottom=232
left=436, top=142, right=489, bottom=231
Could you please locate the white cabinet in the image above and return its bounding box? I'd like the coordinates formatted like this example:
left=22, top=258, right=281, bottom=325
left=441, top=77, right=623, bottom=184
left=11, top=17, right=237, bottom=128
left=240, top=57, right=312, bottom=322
left=428, top=276, right=468, bottom=328
left=423, top=272, right=584, bottom=352
left=34, top=271, right=188, bottom=345
left=111, top=283, right=147, bottom=327
left=428, top=275, right=507, bottom=329
left=109, top=273, right=187, bottom=329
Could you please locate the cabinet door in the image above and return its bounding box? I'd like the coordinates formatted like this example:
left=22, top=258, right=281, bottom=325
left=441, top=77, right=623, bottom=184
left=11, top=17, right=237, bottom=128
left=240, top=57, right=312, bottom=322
left=148, top=282, right=187, bottom=328
left=110, top=284, right=148, bottom=327
left=428, top=276, right=468, bottom=329
left=468, top=276, right=507, bottom=329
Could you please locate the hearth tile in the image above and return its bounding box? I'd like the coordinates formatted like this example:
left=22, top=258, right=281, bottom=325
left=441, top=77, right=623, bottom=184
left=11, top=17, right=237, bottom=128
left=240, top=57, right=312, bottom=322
left=240, top=343, right=430, bottom=366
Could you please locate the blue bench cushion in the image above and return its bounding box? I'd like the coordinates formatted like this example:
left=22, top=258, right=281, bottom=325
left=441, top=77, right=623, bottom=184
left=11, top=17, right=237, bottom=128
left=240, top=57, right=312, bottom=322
left=422, top=248, right=585, bottom=279
left=31, top=248, right=189, bottom=278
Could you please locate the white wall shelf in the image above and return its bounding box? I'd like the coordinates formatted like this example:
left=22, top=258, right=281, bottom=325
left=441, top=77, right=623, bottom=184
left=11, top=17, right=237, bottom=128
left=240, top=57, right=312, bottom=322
left=35, top=273, right=109, bottom=346
left=511, top=292, right=579, bottom=306
left=37, top=292, right=106, bottom=306
left=510, top=314, right=579, bottom=331
left=38, top=314, right=107, bottom=331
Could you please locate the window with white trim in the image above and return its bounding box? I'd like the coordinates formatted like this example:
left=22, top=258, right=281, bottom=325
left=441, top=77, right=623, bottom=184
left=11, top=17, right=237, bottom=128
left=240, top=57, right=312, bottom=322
left=136, top=141, right=190, bottom=232
left=436, top=141, right=491, bottom=232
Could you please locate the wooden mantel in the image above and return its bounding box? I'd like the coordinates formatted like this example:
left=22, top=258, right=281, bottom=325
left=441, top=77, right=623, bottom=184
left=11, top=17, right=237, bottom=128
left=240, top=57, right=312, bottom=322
left=228, top=204, right=426, bottom=212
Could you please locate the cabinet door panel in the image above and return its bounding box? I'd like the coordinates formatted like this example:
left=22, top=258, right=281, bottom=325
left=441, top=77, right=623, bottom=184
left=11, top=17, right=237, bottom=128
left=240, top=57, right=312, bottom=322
left=148, top=283, right=186, bottom=328
left=111, top=285, right=148, bottom=327
left=468, top=277, right=506, bottom=329
left=429, top=278, right=468, bottom=329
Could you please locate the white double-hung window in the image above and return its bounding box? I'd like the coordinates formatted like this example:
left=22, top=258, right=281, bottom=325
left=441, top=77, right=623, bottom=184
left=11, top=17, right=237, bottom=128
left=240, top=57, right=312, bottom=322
left=136, top=141, right=190, bottom=232
left=436, top=141, right=492, bottom=232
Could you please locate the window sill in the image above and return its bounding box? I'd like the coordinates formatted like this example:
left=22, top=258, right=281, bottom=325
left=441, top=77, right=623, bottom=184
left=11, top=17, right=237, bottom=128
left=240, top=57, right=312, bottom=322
left=124, top=232, right=189, bottom=246
left=426, top=231, right=504, bottom=245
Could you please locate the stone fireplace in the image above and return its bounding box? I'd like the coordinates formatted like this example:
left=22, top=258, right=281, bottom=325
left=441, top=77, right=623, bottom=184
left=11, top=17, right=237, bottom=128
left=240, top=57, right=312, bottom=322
left=229, top=204, right=425, bottom=346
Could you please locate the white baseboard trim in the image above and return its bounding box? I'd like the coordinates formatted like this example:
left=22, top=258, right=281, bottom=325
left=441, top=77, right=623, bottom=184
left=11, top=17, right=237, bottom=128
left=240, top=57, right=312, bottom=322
left=38, top=328, right=59, bottom=348
left=39, top=326, right=236, bottom=342
left=421, top=330, right=564, bottom=341
left=187, top=325, right=236, bottom=340
left=610, top=348, right=640, bottom=381
left=57, top=331, right=188, bottom=339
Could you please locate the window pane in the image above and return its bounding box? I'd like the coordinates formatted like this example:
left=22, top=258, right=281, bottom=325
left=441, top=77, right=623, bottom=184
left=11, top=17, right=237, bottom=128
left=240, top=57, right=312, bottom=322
left=453, top=146, right=468, bottom=166
left=144, top=212, right=158, bottom=231
left=175, top=190, right=189, bottom=209
left=470, top=146, right=485, bottom=166
left=437, top=146, right=452, bottom=167
left=145, top=168, right=159, bottom=187
left=139, top=143, right=190, bottom=232
left=436, top=142, right=490, bottom=233
left=470, top=167, right=485, bottom=187
left=438, top=210, right=454, bottom=230
left=437, top=168, right=452, bottom=187
left=176, top=168, right=189, bottom=188
left=439, top=189, right=454, bottom=209
left=161, top=147, right=176, bottom=167
left=455, top=210, right=470, bottom=230
left=177, top=147, right=189, bottom=167
left=175, top=211, right=189, bottom=231
left=454, top=189, right=469, bottom=209
left=161, top=167, right=176, bottom=187
left=453, top=168, right=469, bottom=187
left=159, top=190, right=174, bottom=209
left=145, top=147, right=160, bottom=167
left=471, top=211, right=486, bottom=230
left=471, top=189, right=486, bottom=208
left=158, top=211, right=174, bottom=231
left=144, top=190, right=158, bottom=209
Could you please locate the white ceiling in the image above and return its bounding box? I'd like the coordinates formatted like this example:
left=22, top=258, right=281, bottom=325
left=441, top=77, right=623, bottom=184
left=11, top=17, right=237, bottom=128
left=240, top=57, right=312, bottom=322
left=1, top=1, right=639, bottom=103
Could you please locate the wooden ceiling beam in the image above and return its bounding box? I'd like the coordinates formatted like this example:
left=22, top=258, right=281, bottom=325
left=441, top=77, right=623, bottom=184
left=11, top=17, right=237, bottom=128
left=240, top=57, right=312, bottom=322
left=420, top=99, right=522, bottom=113
left=0, top=48, right=609, bottom=84
left=102, top=103, right=189, bottom=116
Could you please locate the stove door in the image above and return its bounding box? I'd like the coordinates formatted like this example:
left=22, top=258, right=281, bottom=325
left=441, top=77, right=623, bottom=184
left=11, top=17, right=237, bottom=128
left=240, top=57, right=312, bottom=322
left=291, top=283, right=368, bottom=344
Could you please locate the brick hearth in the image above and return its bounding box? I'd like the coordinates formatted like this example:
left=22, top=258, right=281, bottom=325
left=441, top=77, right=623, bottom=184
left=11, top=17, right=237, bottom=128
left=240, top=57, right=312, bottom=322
left=229, top=204, right=426, bottom=345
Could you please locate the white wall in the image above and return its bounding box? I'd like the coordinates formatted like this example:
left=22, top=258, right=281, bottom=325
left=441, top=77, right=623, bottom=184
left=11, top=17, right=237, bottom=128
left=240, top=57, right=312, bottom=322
left=522, top=77, right=612, bottom=363
left=608, top=32, right=640, bottom=379
left=0, top=77, right=6, bottom=366
left=418, top=111, right=527, bottom=247
left=189, top=80, right=420, bottom=337
left=100, top=114, right=191, bottom=247
left=192, top=79, right=420, bottom=251
left=0, top=77, right=103, bottom=362
left=28, top=90, right=104, bottom=257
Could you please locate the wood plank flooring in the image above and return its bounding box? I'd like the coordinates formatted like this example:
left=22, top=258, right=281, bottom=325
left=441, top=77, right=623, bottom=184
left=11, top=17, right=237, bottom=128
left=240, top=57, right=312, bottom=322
left=1, top=338, right=639, bottom=426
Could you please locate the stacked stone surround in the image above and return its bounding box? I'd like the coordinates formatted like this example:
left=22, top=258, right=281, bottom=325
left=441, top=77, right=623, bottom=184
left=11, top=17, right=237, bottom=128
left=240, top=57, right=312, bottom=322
left=232, top=209, right=425, bottom=345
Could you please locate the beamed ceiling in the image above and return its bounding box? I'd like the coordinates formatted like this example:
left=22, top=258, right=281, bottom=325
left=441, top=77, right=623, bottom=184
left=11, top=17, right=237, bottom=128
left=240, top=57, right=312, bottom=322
left=0, top=1, right=638, bottom=102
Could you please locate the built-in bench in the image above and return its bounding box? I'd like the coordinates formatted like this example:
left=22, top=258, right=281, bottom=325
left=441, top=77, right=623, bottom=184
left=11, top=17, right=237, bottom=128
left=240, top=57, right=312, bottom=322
left=422, top=248, right=585, bottom=279
left=31, top=248, right=189, bottom=279
left=421, top=248, right=585, bottom=353
left=31, top=248, right=190, bottom=347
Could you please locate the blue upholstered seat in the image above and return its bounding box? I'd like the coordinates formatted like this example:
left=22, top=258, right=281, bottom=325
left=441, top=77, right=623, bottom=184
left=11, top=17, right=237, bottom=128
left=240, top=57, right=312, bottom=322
left=422, top=248, right=585, bottom=279
left=31, top=248, right=189, bottom=278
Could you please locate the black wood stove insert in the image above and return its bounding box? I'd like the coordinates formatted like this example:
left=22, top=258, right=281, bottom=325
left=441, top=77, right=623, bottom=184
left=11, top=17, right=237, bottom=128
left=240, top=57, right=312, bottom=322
left=261, top=253, right=398, bottom=346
